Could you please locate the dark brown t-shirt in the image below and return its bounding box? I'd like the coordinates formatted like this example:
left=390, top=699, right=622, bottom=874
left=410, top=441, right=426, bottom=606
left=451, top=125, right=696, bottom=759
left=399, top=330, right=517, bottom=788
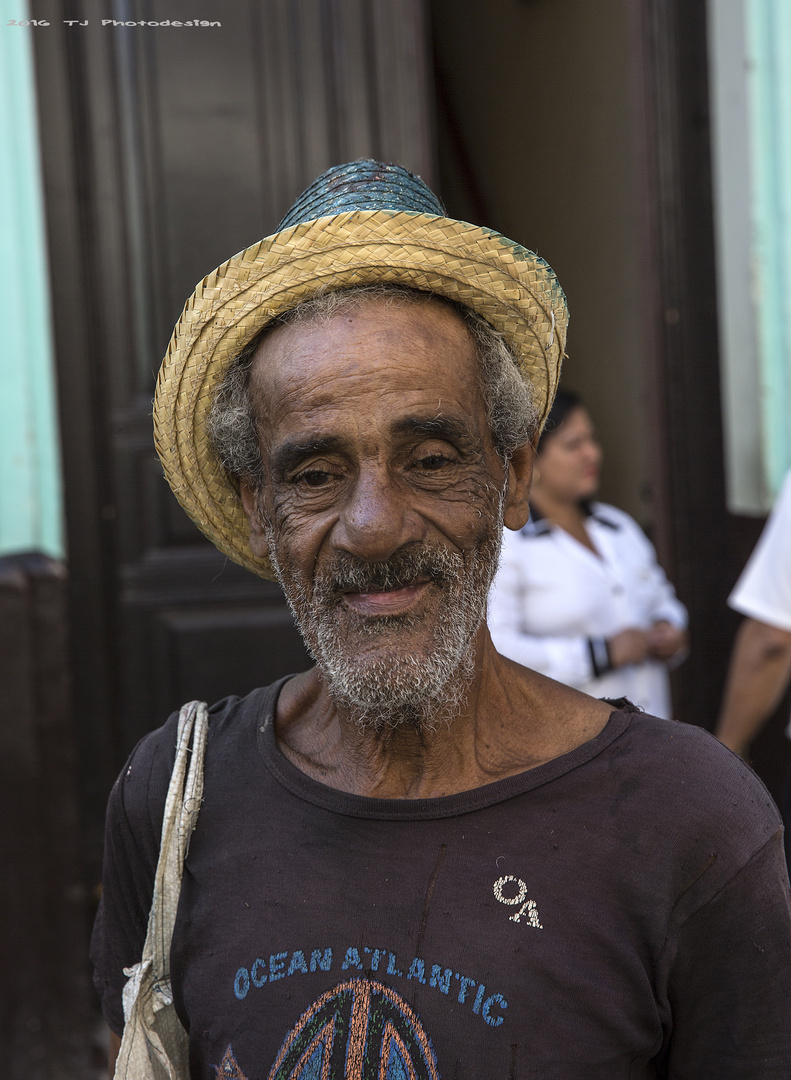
left=92, top=679, right=791, bottom=1078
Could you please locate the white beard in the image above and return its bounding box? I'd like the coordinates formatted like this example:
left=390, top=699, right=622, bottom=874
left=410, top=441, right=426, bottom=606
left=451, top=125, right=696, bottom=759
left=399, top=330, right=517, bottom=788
left=265, top=517, right=503, bottom=732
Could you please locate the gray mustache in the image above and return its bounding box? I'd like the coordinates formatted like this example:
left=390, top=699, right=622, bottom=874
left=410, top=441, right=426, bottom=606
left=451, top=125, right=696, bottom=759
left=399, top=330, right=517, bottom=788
left=315, top=546, right=463, bottom=598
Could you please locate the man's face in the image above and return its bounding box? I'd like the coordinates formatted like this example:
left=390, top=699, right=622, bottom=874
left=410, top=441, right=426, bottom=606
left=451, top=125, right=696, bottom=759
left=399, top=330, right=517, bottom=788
left=243, top=296, right=515, bottom=726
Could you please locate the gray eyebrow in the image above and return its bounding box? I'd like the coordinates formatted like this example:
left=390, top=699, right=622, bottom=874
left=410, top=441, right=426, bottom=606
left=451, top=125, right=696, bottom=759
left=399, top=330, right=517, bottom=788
left=269, top=435, right=345, bottom=479
left=391, top=414, right=482, bottom=451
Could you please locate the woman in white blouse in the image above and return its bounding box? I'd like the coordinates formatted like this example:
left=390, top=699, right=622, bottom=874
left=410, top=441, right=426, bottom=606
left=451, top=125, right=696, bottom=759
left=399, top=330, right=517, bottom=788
left=488, top=391, right=688, bottom=718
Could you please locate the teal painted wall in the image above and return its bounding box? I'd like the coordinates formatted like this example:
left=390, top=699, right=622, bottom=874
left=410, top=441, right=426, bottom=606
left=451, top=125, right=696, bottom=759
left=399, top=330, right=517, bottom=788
left=747, top=0, right=791, bottom=499
left=709, top=0, right=791, bottom=512
left=0, top=0, right=64, bottom=558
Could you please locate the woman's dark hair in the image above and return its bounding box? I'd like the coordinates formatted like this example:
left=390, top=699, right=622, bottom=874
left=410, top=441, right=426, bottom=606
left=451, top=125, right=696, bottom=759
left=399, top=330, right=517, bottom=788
left=538, top=389, right=583, bottom=451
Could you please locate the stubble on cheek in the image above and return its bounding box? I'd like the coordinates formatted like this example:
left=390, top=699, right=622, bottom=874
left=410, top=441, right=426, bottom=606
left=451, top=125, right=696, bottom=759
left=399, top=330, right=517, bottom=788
left=259, top=493, right=505, bottom=729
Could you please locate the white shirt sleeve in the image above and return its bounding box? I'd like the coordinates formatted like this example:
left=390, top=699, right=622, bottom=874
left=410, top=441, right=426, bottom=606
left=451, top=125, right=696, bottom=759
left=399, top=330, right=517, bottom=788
left=610, top=511, right=688, bottom=630
left=488, top=531, right=597, bottom=686
left=729, top=470, right=791, bottom=633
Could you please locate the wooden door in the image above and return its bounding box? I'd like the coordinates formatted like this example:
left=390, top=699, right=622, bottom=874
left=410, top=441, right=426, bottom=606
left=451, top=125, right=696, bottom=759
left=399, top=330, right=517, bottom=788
left=31, top=0, right=436, bottom=878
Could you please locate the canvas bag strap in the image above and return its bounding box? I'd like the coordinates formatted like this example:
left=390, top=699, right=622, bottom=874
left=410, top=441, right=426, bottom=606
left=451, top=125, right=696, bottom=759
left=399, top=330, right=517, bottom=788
left=146, top=700, right=209, bottom=985
left=115, top=701, right=209, bottom=1080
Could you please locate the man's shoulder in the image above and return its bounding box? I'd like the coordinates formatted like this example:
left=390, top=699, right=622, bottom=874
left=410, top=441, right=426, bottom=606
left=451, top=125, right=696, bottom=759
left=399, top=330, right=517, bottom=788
left=126, top=682, right=276, bottom=766
left=613, top=708, right=781, bottom=841
left=620, top=707, right=771, bottom=789
left=109, top=681, right=283, bottom=834
left=601, top=708, right=788, bottom=934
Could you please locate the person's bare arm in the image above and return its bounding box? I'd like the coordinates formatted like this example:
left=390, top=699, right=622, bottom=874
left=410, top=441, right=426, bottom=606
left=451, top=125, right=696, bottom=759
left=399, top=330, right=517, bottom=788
left=715, top=617, right=791, bottom=756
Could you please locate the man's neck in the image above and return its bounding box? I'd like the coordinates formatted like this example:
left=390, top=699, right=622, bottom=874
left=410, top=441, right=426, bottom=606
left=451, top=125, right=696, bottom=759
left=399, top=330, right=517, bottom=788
left=274, top=627, right=613, bottom=798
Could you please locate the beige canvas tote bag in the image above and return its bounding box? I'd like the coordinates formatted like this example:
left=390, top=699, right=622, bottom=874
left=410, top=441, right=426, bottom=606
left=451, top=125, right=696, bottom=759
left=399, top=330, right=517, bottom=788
left=114, top=700, right=209, bottom=1080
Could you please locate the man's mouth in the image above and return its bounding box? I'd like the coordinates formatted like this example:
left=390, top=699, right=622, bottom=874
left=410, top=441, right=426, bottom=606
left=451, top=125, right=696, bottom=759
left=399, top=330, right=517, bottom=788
left=341, top=581, right=430, bottom=616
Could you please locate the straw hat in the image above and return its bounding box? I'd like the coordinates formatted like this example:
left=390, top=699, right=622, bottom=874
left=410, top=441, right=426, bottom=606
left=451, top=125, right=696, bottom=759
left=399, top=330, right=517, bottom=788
left=154, top=159, right=568, bottom=579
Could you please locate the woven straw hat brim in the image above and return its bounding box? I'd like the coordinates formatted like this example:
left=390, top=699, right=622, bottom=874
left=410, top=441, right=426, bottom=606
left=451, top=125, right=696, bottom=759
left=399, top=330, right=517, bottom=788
left=154, top=209, right=568, bottom=580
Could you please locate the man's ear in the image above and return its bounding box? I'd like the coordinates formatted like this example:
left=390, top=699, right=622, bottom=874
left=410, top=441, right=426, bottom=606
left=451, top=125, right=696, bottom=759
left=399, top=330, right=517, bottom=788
left=239, top=478, right=270, bottom=560
left=502, top=436, right=537, bottom=531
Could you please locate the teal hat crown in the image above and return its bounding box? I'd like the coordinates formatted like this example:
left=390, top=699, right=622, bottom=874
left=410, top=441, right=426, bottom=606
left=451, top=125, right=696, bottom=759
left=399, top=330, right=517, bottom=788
left=277, top=159, right=445, bottom=229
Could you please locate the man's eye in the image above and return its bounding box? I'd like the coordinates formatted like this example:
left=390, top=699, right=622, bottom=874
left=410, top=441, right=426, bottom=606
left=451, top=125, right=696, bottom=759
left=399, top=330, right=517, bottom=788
left=416, top=454, right=454, bottom=471
left=295, top=469, right=333, bottom=487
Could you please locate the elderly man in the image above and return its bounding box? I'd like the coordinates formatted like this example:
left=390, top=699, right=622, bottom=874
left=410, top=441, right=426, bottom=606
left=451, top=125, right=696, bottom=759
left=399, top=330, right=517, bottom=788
left=92, top=161, right=791, bottom=1079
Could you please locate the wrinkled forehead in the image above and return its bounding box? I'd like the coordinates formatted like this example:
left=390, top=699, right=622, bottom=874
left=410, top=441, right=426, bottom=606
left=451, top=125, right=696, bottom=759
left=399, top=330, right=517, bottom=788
left=247, top=291, right=482, bottom=423
left=272, top=285, right=472, bottom=333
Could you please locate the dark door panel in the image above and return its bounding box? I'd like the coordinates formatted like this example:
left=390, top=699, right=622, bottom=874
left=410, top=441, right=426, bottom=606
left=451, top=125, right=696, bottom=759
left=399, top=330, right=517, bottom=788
left=32, top=0, right=436, bottom=881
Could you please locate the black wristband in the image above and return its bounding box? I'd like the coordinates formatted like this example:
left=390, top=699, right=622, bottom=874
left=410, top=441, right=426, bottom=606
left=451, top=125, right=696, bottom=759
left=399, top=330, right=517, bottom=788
left=588, top=637, right=612, bottom=677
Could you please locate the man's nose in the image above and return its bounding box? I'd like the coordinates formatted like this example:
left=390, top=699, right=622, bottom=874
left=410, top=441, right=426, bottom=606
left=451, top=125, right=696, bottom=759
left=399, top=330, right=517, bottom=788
left=332, top=468, right=426, bottom=561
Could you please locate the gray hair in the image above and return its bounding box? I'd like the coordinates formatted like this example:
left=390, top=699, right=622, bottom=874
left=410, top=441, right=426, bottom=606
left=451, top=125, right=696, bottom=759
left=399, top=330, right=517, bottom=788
left=207, top=285, right=538, bottom=483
